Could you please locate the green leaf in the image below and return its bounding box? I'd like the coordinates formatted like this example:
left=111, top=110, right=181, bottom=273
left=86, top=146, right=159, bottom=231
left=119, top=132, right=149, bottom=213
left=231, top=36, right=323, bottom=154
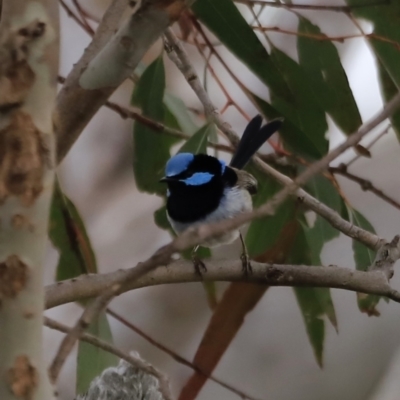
left=76, top=311, right=118, bottom=395
left=347, top=207, right=380, bottom=315
left=297, top=17, right=362, bottom=134
left=164, top=92, right=199, bottom=135
left=377, top=59, right=400, bottom=142
left=304, top=175, right=341, bottom=265
left=49, top=181, right=97, bottom=281
left=293, top=287, right=325, bottom=367
left=192, top=0, right=330, bottom=159
left=346, top=1, right=400, bottom=87
left=251, top=93, right=324, bottom=159
left=288, top=228, right=335, bottom=366
left=269, top=48, right=329, bottom=158
left=192, top=0, right=291, bottom=98
left=178, top=123, right=215, bottom=154
left=132, top=56, right=178, bottom=194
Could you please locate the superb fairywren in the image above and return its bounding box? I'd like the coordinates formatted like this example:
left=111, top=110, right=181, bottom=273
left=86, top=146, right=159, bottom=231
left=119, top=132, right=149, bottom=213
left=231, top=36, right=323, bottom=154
left=160, top=115, right=282, bottom=274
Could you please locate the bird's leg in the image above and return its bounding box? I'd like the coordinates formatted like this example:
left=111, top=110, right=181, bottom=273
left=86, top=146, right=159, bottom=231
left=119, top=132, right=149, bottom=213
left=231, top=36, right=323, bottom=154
left=239, top=232, right=252, bottom=275
left=191, top=245, right=207, bottom=276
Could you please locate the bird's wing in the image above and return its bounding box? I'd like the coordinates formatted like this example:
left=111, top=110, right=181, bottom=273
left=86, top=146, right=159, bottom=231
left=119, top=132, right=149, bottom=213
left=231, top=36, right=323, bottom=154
left=229, top=115, right=282, bottom=170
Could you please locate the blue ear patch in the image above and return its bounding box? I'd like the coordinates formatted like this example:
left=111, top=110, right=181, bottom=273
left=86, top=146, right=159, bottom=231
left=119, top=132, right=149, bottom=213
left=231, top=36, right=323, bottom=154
left=165, top=153, right=194, bottom=177
left=180, top=172, right=213, bottom=186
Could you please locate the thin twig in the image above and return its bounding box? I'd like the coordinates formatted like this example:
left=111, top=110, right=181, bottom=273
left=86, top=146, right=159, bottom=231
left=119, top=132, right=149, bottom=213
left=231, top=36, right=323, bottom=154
left=330, top=165, right=400, bottom=211
left=252, top=26, right=400, bottom=51
left=59, top=0, right=94, bottom=36
left=45, top=260, right=400, bottom=309
left=234, top=0, right=389, bottom=12
left=346, top=124, right=391, bottom=167
left=44, top=317, right=173, bottom=400
left=107, top=308, right=262, bottom=400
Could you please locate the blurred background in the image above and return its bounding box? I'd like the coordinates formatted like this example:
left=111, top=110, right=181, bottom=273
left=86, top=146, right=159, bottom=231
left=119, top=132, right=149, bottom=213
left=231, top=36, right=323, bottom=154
left=44, top=1, right=400, bottom=399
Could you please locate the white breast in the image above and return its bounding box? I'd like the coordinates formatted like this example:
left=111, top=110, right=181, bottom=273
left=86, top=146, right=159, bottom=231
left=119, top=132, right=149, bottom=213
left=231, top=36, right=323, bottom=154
left=168, top=187, right=253, bottom=247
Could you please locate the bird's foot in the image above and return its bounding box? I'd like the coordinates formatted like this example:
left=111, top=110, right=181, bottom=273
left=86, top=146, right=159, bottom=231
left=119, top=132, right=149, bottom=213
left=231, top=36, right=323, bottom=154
left=192, top=255, right=207, bottom=277
left=240, top=252, right=253, bottom=276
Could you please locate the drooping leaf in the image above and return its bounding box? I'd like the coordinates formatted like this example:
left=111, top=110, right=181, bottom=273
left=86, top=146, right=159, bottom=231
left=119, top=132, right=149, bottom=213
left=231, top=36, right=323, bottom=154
left=76, top=311, right=118, bottom=395
left=49, top=181, right=97, bottom=281
left=192, top=0, right=330, bottom=159
left=178, top=123, right=216, bottom=154
left=288, top=226, right=336, bottom=366
left=345, top=0, right=400, bottom=141
left=297, top=17, right=362, bottom=134
left=377, top=59, right=400, bottom=142
left=132, top=56, right=178, bottom=194
left=164, top=92, right=199, bottom=135
left=304, top=175, right=342, bottom=265
left=192, top=0, right=291, bottom=98
left=179, top=216, right=300, bottom=400
left=269, top=47, right=329, bottom=158
left=49, top=183, right=118, bottom=395
left=346, top=1, right=400, bottom=87
left=348, top=207, right=380, bottom=315
left=250, top=93, right=324, bottom=160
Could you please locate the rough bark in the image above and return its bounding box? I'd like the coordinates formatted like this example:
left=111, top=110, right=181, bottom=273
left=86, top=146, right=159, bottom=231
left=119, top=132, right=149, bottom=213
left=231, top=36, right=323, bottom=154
left=0, top=1, right=58, bottom=399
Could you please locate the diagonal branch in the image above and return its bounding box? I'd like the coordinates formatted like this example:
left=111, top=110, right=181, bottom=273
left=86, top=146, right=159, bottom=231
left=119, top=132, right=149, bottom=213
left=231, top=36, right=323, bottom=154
left=55, top=0, right=195, bottom=162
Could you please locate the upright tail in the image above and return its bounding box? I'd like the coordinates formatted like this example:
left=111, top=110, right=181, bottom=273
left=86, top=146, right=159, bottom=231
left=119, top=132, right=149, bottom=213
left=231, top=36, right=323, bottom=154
left=229, top=115, right=282, bottom=170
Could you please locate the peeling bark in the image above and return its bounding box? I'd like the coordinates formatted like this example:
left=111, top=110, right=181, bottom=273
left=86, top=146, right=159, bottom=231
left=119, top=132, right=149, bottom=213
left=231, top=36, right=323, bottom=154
left=0, top=1, right=58, bottom=400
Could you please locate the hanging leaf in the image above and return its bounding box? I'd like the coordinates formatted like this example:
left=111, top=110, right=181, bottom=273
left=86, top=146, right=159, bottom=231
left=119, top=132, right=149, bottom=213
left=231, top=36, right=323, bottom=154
left=269, top=47, right=329, bottom=158
left=49, top=182, right=118, bottom=395
left=304, top=175, right=342, bottom=265
left=377, top=59, right=400, bottom=142
left=179, top=215, right=301, bottom=400
left=192, top=0, right=291, bottom=98
left=297, top=17, right=362, bottom=135
left=288, top=226, right=336, bottom=366
left=49, top=181, right=97, bottom=281
left=348, top=207, right=380, bottom=316
left=250, top=93, right=324, bottom=159
left=132, top=56, right=179, bottom=194
left=76, top=311, right=118, bottom=395
left=164, top=92, right=199, bottom=135
left=178, top=123, right=216, bottom=154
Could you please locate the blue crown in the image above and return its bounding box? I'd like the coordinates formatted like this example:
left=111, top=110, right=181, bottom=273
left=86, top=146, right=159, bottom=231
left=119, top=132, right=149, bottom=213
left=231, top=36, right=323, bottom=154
left=165, top=153, right=194, bottom=177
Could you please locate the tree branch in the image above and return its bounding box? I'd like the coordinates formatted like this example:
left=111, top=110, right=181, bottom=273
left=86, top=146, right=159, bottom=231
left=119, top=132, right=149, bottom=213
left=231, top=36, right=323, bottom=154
left=330, top=164, right=400, bottom=211
left=45, top=259, right=400, bottom=309
left=55, top=0, right=195, bottom=162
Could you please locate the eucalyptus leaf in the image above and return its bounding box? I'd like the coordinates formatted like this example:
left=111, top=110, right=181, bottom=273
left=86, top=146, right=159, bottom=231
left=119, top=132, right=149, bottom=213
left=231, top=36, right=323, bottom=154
left=49, top=181, right=97, bottom=281
left=76, top=311, right=118, bottom=395
left=192, top=0, right=291, bottom=98
left=297, top=17, right=362, bottom=134
left=132, top=56, right=178, bottom=194
left=178, top=123, right=216, bottom=154
left=348, top=207, right=380, bottom=315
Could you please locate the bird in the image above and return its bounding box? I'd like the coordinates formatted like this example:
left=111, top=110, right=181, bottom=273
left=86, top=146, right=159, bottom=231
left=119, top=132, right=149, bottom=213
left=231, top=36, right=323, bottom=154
left=160, top=115, right=282, bottom=275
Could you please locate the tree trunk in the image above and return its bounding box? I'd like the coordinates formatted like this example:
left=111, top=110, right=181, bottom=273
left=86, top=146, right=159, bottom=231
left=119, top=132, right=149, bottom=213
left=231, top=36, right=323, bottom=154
left=0, top=1, right=59, bottom=399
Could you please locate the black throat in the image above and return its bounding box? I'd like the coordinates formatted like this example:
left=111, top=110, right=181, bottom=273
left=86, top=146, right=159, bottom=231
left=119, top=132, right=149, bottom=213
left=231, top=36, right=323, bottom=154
left=166, top=166, right=237, bottom=223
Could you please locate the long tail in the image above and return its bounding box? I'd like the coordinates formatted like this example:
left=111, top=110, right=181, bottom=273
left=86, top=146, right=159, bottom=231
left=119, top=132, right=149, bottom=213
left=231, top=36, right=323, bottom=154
left=229, top=115, right=282, bottom=170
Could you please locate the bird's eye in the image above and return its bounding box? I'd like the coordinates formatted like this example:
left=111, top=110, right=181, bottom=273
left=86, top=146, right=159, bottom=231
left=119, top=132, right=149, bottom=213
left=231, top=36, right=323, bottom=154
left=180, top=172, right=214, bottom=186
